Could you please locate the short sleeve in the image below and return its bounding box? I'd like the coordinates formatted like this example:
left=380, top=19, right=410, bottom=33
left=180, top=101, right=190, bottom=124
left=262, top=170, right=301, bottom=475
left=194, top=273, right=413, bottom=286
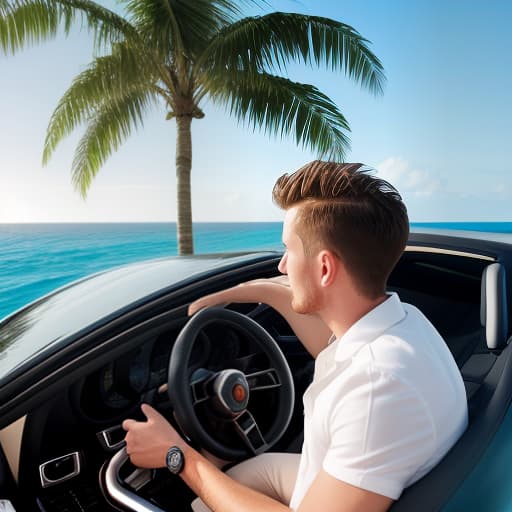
left=322, top=366, right=436, bottom=500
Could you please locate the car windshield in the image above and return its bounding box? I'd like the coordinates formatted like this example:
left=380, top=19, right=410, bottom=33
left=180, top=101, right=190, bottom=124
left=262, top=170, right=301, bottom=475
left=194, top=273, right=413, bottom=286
left=0, top=253, right=272, bottom=386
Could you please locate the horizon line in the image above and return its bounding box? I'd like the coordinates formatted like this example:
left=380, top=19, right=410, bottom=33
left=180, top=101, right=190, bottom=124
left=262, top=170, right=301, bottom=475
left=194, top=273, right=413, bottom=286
left=2, top=220, right=512, bottom=225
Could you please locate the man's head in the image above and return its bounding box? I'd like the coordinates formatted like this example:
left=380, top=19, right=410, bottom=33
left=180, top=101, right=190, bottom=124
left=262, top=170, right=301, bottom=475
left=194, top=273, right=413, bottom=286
left=273, top=161, right=409, bottom=303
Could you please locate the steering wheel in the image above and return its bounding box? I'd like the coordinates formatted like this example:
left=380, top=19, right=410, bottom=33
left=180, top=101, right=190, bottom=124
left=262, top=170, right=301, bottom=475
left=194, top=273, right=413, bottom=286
left=168, top=306, right=295, bottom=460
left=103, top=307, right=295, bottom=512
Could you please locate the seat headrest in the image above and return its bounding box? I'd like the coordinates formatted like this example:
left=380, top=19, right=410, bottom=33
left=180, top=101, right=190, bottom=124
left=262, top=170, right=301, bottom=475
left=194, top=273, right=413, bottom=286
left=480, top=262, right=508, bottom=349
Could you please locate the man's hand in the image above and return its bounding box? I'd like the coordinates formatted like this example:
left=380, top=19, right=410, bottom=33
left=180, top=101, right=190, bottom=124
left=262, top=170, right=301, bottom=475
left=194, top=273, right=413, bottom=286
left=122, top=403, right=186, bottom=468
left=187, top=289, right=229, bottom=316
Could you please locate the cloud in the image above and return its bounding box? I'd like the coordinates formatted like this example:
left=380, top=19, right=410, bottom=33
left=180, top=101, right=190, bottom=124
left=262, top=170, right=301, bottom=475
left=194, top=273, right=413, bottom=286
left=376, top=157, right=441, bottom=197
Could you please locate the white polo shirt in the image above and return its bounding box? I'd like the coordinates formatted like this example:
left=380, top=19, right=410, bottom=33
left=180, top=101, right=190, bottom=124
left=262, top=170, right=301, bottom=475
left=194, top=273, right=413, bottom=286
left=289, top=293, right=468, bottom=510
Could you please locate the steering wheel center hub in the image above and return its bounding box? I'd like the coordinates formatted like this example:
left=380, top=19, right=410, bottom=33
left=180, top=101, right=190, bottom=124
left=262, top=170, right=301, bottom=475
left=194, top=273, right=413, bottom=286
left=232, top=383, right=246, bottom=402
left=213, top=369, right=250, bottom=416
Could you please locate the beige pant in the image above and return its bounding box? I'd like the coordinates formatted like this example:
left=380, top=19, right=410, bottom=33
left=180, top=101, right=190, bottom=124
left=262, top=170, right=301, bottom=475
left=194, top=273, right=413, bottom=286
left=191, top=452, right=300, bottom=511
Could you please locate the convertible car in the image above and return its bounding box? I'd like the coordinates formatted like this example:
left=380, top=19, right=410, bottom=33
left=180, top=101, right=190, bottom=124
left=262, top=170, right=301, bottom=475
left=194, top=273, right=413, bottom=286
left=0, top=229, right=510, bottom=511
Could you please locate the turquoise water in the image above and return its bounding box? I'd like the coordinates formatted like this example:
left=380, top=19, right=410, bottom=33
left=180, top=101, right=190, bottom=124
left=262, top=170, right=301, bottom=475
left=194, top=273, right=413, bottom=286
left=1, top=222, right=511, bottom=320
left=0, top=222, right=283, bottom=320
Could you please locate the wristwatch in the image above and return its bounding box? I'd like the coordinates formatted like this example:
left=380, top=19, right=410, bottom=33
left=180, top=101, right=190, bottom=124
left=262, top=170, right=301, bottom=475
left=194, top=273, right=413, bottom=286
left=165, top=446, right=185, bottom=475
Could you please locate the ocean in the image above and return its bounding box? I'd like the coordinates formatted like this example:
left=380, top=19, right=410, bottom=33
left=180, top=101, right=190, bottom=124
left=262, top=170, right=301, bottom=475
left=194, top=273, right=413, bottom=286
left=1, top=221, right=512, bottom=321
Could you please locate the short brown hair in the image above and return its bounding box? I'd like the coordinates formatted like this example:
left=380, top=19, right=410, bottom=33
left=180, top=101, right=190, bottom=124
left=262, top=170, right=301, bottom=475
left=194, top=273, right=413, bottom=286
left=272, top=161, right=409, bottom=298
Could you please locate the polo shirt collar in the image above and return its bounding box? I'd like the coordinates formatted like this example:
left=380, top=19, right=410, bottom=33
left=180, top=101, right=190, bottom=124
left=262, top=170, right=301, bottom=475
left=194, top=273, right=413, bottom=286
left=334, top=292, right=406, bottom=362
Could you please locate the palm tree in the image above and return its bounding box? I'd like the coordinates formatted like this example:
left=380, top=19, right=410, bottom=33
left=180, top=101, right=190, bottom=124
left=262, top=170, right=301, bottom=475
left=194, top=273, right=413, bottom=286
left=1, top=0, right=385, bottom=254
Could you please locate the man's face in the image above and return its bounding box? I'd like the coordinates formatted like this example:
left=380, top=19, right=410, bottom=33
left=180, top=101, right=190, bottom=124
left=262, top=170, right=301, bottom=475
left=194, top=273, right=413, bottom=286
left=278, top=207, right=322, bottom=314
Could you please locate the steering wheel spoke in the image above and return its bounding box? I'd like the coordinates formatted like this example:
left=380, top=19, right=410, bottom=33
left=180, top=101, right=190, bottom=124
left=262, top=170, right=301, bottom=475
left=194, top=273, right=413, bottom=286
left=190, top=371, right=215, bottom=406
left=232, top=410, right=268, bottom=455
left=246, top=368, right=281, bottom=392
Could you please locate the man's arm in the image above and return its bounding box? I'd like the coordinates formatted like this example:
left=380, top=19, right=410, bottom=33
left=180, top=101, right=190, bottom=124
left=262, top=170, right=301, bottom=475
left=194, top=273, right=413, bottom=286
left=181, top=448, right=289, bottom=512
left=123, top=405, right=393, bottom=512
left=188, top=278, right=332, bottom=358
left=298, top=470, right=393, bottom=512
left=123, top=404, right=288, bottom=511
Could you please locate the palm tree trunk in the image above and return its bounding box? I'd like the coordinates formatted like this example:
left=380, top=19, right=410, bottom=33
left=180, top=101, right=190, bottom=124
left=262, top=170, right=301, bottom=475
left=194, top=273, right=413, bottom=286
left=175, top=115, right=194, bottom=255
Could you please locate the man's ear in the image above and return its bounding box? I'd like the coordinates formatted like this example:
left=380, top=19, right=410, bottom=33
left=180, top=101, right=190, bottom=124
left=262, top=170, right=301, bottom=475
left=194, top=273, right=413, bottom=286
left=317, top=250, right=340, bottom=287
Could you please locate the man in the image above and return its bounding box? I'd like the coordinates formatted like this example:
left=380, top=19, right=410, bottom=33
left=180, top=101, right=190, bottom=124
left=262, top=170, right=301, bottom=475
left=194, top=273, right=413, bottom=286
left=123, top=161, right=468, bottom=511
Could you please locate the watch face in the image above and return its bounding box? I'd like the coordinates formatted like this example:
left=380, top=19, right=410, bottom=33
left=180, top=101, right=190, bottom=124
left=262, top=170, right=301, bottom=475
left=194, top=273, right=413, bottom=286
left=166, top=446, right=184, bottom=474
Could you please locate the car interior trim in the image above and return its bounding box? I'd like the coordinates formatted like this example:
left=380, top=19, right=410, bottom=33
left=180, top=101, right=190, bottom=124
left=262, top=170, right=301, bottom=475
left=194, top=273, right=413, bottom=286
left=0, top=416, right=25, bottom=483
left=0, top=499, right=16, bottom=511
left=39, top=451, right=81, bottom=488
left=405, top=246, right=495, bottom=261
left=124, top=467, right=154, bottom=492
left=97, top=425, right=128, bottom=452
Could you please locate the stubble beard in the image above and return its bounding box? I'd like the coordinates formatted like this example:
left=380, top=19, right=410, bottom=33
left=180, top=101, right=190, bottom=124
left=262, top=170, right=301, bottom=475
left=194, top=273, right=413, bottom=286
left=290, top=281, right=322, bottom=315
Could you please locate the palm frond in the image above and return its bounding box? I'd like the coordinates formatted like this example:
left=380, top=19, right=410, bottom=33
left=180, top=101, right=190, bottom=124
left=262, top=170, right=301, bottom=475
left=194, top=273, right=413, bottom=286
left=204, top=0, right=269, bottom=20
left=43, top=43, right=158, bottom=164
left=0, top=0, right=9, bottom=15
left=1, top=0, right=60, bottom=54
left=208, top=71, right=351, bottom=159
left=0, top=1, right=12, bottom=50
left=200, top=12, right=385, bottom=95
left=121, top=0, right=238, bottom=61
left=71, top=89, right=158, bottom=197
left=66, top=0, right=138, bottom=50
left=0, top=0, right=135, bottom=55
left=122, top=0, right=185, bottom=57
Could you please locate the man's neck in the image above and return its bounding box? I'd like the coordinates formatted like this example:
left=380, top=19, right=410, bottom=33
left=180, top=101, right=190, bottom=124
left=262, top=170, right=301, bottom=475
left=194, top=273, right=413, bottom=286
left=321, top=292, right=388, bottom=341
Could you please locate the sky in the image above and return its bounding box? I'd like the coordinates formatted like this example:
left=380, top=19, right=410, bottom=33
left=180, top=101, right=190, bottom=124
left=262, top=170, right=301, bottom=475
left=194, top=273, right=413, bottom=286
left=0, top=0, right=511, bottom=223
